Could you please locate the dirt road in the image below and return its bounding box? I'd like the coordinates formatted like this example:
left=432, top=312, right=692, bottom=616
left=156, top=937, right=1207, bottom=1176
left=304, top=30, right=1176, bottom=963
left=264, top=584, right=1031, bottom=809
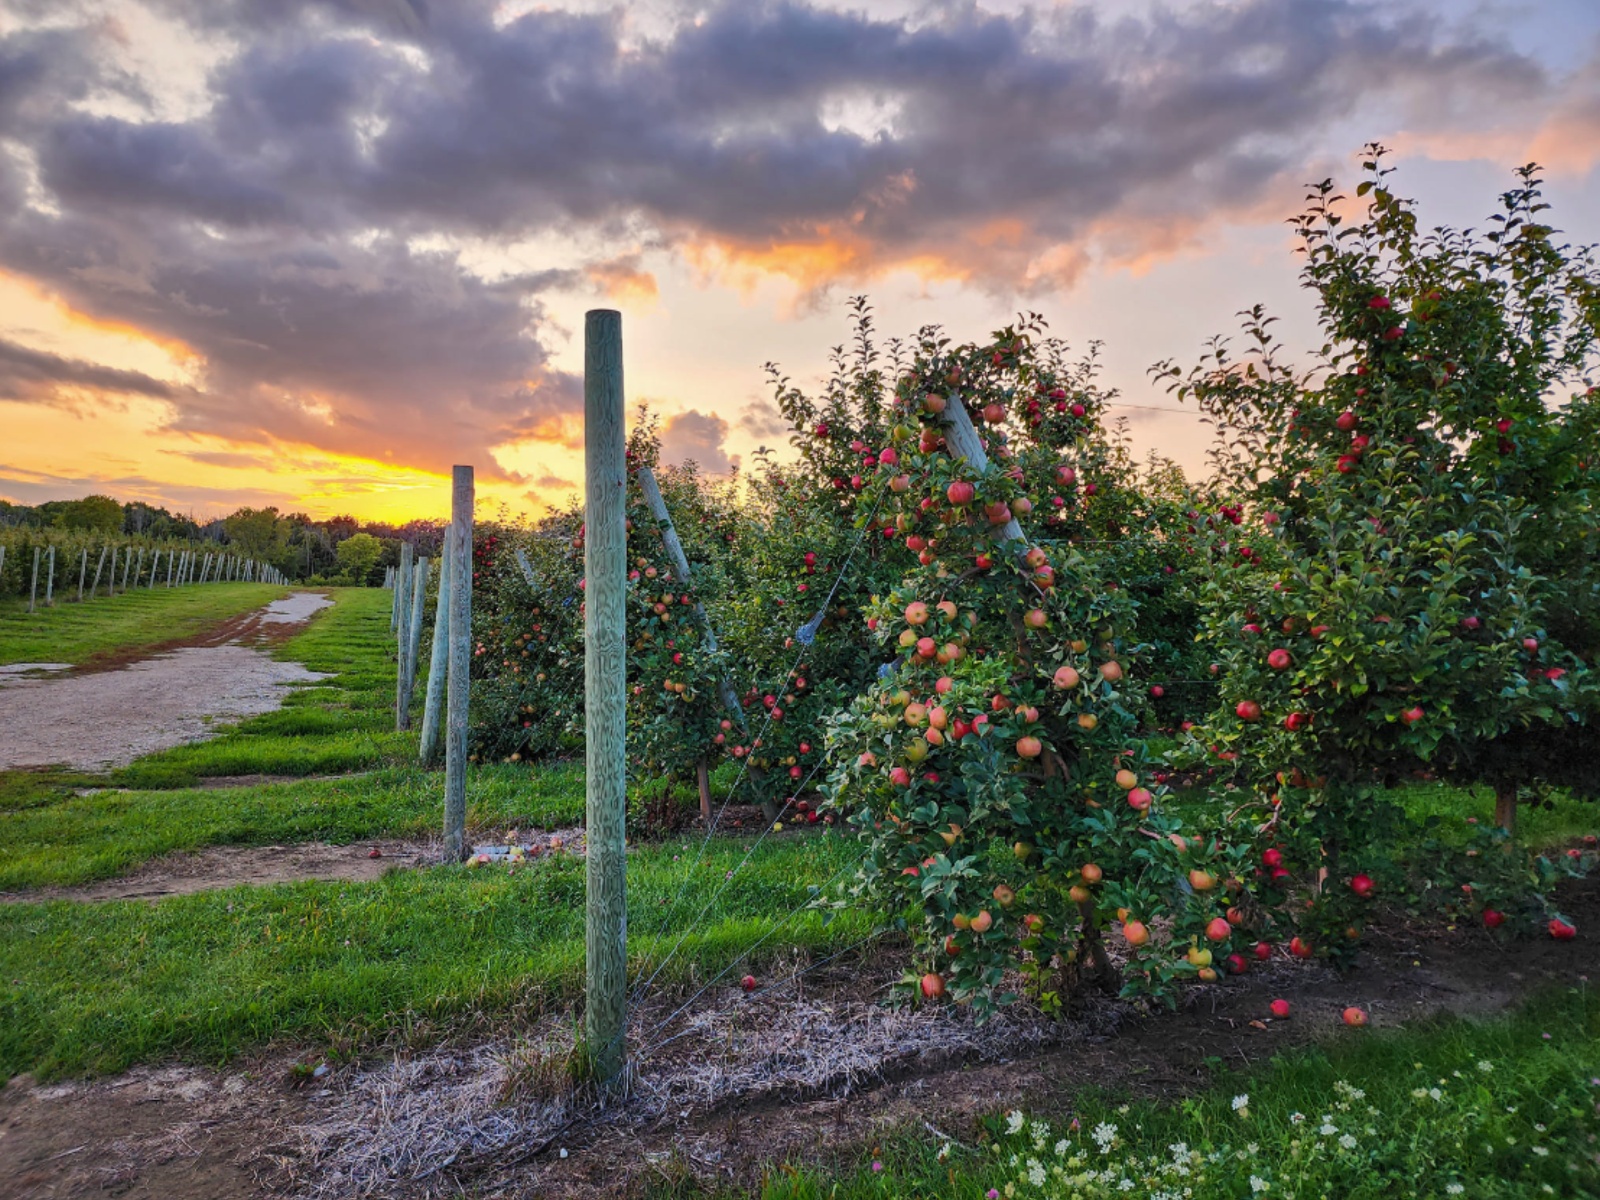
left=0, top=593, right=334, bottom=771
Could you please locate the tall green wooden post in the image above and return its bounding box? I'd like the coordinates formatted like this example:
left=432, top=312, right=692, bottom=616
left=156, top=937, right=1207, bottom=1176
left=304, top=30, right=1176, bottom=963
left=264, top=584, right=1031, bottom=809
left=584, top=309, right=628, bottom=1086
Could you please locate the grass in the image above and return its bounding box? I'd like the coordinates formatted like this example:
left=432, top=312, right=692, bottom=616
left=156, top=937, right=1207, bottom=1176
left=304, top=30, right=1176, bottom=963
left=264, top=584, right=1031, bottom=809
left=0, top=833, right=871, bottom=1080
left=0, top=582, right=286, bottom=666
left=755, top=984, right=1600, bottom=1199
left=0, top=762, right=588, bottom=891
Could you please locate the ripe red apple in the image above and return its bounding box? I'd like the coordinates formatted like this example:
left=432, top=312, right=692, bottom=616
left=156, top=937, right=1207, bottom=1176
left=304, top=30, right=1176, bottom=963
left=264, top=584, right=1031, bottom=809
left=1149, top=685, right=1164, bottom=698
left=1053, top=664, right=1081, bottom=689
left=1023, top=608, right=1048, bottom=629
left=1254, top=941, right=1274, bottom=961
left=1336, top=410, right=1358, bottom=432
left=888, top=766, right=912, bottom=787
left=1549, top=917, right=1577, bottom=940
left=1267, top=648, right=1292, bottom=670
left=946, top=480, right=975, bottom=506
left=1270, top=998, right=1292, bottom=1018
left=1236, top=700, right=1262, bottom=722
left=1016, top=736, right=1043, bottom=759
left=1100, top=660, right=1124, bottom=683
left=1482, top=908, right=1505, bottom=929
left=1400, top=706, right=1424, bottom=726
left=1342, top=1006, right=1368, bottom=1027
left=970, top=910, right=994, bottom=934
left=742, top=974, right=757, bottom=992
left=1367, top=295, right=1391, bottom=310
left=1289, top=937, right=1313, bottom=959
left=1225, top=953, right=1248, bottom=975
left=1283, top=712, right=1308, bottom=731
left=1126, top=787, right=1153, bottom=812
left=1122, top=920, right=1149, bottom=947
left=1350, top=874, right=1374, bottom=897
left=1523, top=636, right=1539, bottom=653
left=920, top=972, right=946, bottom=999
left=1206, top=917, right=1232, bottom=942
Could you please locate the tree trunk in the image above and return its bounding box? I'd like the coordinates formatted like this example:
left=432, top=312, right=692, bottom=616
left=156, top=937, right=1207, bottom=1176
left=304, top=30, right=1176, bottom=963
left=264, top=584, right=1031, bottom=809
left=1076, top=899, right=1121, bottom=994
left=696, top=757, right=712, bottom=825
left=1494, top=782, right=1518, bottom=835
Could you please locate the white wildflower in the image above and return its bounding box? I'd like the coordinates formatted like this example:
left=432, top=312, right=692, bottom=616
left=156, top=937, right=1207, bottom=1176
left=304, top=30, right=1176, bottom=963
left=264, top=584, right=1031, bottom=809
left=1093, top=1122, right=1119, bottom=1153
left=1319, top=1123, right=1338, bottom=1137
left=1233, top=1093, right=1250, bottom=1113
left=1250, top=1175, right=1270, bottom=1193
left=1477, top=1060, right=1493, bottom=1073
left=1532, top=1146, right=1550, bottom=1157
left=1289, top=1113, right=1305, bottom=1125
left=1338, top=1134, right=1357, bottom=1150
left=1006, top=1111, right=1026, bottom=1135
left=1447, top=1185, right=1465, bottom=1196
left=1054, top=1139, right=1069, bottom=1157
left=1027, top=1159, right=1047, bottom=1188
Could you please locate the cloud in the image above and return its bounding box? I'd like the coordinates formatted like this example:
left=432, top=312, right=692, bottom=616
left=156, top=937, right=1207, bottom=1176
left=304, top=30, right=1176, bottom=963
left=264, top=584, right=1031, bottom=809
left=0, top=0, right=1585, bottom=503
left=0, top=335, right=182, bottom=402
left=659, top=408, right=737, bottom=474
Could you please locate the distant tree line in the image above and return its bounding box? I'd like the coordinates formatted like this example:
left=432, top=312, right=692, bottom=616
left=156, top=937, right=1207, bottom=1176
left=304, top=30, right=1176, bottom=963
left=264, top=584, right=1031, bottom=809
left=0, top=495, right=443, bottom=585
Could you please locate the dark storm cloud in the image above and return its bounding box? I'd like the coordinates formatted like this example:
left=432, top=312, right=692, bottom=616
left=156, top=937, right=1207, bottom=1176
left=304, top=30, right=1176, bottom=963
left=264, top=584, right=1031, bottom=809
left=0, top=0, right=1569, bottom=481
left=0, top=337, right=181, bottom=403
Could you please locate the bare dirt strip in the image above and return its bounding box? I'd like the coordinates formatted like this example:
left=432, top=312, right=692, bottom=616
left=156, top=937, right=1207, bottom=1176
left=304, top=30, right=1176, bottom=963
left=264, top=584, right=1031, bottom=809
left=0, top=593, right=334, bottom=772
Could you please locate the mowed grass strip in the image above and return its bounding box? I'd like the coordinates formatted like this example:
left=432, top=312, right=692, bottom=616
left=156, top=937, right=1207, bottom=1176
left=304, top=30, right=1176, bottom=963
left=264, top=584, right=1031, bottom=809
left=0, top=762, right=586, bottom=891
left=111, top=586, right=401, bottom=788
left=0, top=581, right=287, bottom=666
left=758, top=985, right=1600, bottom=1200
left=0, top=833, right=870, bottom=1080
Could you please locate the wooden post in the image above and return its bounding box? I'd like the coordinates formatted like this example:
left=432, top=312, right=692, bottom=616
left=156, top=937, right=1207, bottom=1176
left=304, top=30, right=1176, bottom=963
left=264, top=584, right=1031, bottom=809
left=44, top=546, right=54, bottom=607
left=696, top=757, right=712, bottom=824
left=419, top=533, right=452, bottom=766
left=120, top=548, right=133, bottom=592
left=148, top=550, right=159, bottom=589
left=397, top=557, right=430, bottom=730
left=106, top=547, right=118, bottom=595
left=635, top=465, right=769, bottom=820
left=941, top=395, right=1027, bottom=547
left=583, top=309, right=628, bottom=1086
left=91, top=546, right=108, bottom=597
left=443, top=467, right=474, bottom=860
left=133, top=549, right=144, bottom=589
left=76, top=549, right=87, bottom=602
left=27, top=546, right=40, bottom=613
left=514, top=546, right=537, bottom=587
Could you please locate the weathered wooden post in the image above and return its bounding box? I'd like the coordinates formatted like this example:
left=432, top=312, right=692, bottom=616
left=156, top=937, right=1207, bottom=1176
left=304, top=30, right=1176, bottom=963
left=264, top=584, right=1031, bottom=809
left=584, top=309, right=628, bottom=1086
left=148, top=550, right=159, bottom=589
left=90, top=546, right=108, bottom=597
left=397, top=557, right=430, bottom=730
left=443, top=467, right=474, bottom=860
left=133, top=549, right=144, bottom=589
left=27, top=546, right=40, bottom=613
left=392, top=545, right=411, bottom=635
left=120, top=548, right=133, bottom=592
left=44, top=546, right=55, bottom=607
left=77, top=549, right=87, bottom=602
left=419, top=535, right=452, bottom=766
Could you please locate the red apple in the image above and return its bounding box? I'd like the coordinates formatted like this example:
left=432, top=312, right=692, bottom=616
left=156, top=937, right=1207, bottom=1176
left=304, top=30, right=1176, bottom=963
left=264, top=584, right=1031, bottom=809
left=1400, top=706, right=1424, bottom=726
left=741, top=974, right=757, bottom=992
left=946, top=480, right=975, bottom=506
left=1342, top=1006, right=1368, bottom=1027
left=1206, top=917, right=1232, bottom=942
left=1236, top=700, right=1262, bottom=722
left=1549, top=917, right=1577, bottom=940
left=1254, top=941, right=1273, bottom=961
left=1270, top=998, right=1292, bottom=1018
left=1336, top=410, right=1358, bottom=431
left=1289, top=936, right=1313, bottom=959
left=920, top=972, right=946, bottom=999
left=1267, top=648, right=1292, bottom=671
left=1350, top=874, right=1374, bottom=897
left=1482, top=908, right=1505, bottom=929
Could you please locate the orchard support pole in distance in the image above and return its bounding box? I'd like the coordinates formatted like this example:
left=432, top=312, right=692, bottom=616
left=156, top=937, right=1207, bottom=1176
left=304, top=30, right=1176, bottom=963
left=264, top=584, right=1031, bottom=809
left=636, top=465, right=760, bottom=823
left=419, top=536, right=452, bottom=765
left=395, top=543, right=414, bottom=640
left=91, top=547, right=108, bottom=598
left=397, top=557, right=430, bottom=731
left=443, top=466, right=474, bottom=860
left=44, top=547, right=55, bottom=607
left=77, top=549, right=87, bottom=602
left=149, top=550, right=159, bottom=589
left=584, top=308, right=628, bottom=1088
left=27, top=547, right=40, bottom=613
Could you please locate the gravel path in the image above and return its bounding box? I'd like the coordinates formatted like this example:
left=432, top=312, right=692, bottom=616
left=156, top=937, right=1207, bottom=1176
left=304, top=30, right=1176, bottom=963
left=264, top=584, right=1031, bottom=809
left=0, top=593, right=334, bottom=771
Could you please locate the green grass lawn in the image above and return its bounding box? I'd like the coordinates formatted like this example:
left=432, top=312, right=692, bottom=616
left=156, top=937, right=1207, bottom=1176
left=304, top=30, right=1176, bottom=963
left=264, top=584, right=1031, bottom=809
left=0, top=582, right=286, bottom=666
left=0, top=833, right=870, bottom=1080
left=757, top=984, right=1600, bottom=1199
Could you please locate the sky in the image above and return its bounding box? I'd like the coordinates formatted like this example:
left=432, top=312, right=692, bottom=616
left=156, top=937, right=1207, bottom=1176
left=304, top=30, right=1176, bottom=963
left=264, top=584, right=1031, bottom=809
left=1, top=0, right=1596, bottom=524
